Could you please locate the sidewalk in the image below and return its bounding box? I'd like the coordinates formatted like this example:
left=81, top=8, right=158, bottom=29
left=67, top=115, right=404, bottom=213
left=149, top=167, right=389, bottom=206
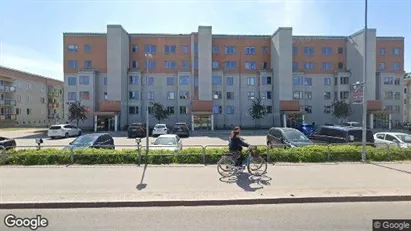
left=0, top=163, right=410, bottom=208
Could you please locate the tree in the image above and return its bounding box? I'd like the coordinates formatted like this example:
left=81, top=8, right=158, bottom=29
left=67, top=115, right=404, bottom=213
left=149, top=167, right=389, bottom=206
left=149, top=102, right=171, bottom=123
left=67, top=101, right=88, bottom=127
left=248, top=97, right=268, bottom=128
left=404, top=72, right=411, bottom=79
left=332, top=100, right=350, bottom=122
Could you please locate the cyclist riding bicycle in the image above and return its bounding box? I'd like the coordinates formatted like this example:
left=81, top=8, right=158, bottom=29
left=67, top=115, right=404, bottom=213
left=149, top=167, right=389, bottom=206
left=228, top=126, right=250, bottom=169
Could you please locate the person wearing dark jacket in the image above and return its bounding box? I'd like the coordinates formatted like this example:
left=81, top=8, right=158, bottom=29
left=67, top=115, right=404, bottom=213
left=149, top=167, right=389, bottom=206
left=228, top=126, right=250, bottom=167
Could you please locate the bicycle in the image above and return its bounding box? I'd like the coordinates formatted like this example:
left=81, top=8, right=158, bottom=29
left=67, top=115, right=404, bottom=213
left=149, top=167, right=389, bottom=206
left=217, top=146, right=267, bottom=177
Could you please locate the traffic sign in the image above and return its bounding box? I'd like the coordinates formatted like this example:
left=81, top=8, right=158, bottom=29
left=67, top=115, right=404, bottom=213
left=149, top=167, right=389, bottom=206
left=352, top=84, right=364, bottom=104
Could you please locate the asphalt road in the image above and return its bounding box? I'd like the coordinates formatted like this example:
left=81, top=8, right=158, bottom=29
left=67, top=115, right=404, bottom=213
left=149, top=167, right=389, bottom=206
left=1, top=202, right=410, bottom=231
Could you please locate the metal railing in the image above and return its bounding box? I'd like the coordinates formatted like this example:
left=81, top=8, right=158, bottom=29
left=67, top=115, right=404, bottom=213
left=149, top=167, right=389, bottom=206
left=1, top=142, right=410, bottom=166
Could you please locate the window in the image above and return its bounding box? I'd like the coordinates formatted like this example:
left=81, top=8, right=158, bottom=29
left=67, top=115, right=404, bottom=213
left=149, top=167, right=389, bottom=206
left=68, top=60, right=78, bottom=69
left=179, top=106, right=188, bottom=114
left=68, top=77, right=76, bottom=85
left=304, top=62, right=314, bottom=70
left=182, top=45, right=189, bottom=54
left=340, top=91, right=349, bottom=100
left=129, top=76, right=139, bottom=85
left=68, top=92, right=77, bottom=101
left=182, top=61, right=189, bottom=69
left=384, top=77, right=393, bottom=85
left=340, top=77, right=349, bottom=85
left=225, top=46, right=236, bottom=54
left=324, top=77, right=331, bottom=86
left=68, top=44, right=78, bottom=52
left=304, top=77, right=312, bottom=86
left=145, top=77, right=154, bottom=86
left=262, top=76, right=272, bottom=85
left=212, top=76, right=222, bottom=85
left=394, top=105, right=401, bottom=113
left=132, top=61, right=138, bottom=68
left=322, top=62, right=333, bottom=70
left=292, top=62, right=298, bottom=71
left=384, top=91, right=393, bottom=99
left=129, top=91, right=139, bottom=99
left=224, top=61, right=237, bottom=69
left=213, top=91, right=222, bottom=99
left=167, top=92, right=175, bottom=100
left=194, top=76, right=198, bottom=87
left=384, top=105, right=393, bottom=111
left=337, top=47, right=344, bottom=54
left=147, top=91, right=154, bottom=100
left=266, top=106, right=273, bottom=113
left=167, top=106, right=175, bottom=114
left=293, top=76, right=303, bottom=85
left=179, top=91, right=189, bottom=99
left=324, top=106, right=332, bottom=114
left=226, top=106, right=234, bottom=114
left=394, top=92, right=401, bottom=100
left=16, top=108, right=20, bottom=115
left=79, top=76, right=89, bottom=85
left=244, top=61, right=257, bottom=70
left=226, top=92, right=234, bottom=100
left=26, top=108, right=31, bottom=115
left=212, top=105, right=222, bottom=114
left=392, top=48, right=401, bottom=56
left=194, top=43, right=198, bottom=53
left=41, top=98, right=45, bottom=104
left=79, top=91, right=90, bottom=100
left=378, top=63, right=385, bottom=71
left=262, top=91, right=272, bottom=100
left=304, top=47, right=314, bottom=56
left=247, top=92, right=255, bottom=100
left=392, top=62, right=400, bottom=71
left=144, top=45, right=156, bottom=53
left=166, top=77, right=175, bottom=85
left=129, top=106, right=139, bottom=114
left=338, top=62, right=344, bottom=69
left=131, top=45, right=138, bottom=53
left=244, top=46, right=256, bottom=55
left=262, top=46, right=269, bottom=54
left=145, top=61, right=156, bottom=70
left=304, top=92, right=312, bottom=100
left=104, top=77, right=107, bottom=85
left=179, top=76, right=189, bottom=85
left=212, top=46, right=219, bottom=53
left=394, top=78, right=401, bottom=85
left=247, top=77, right=255, bottom=86
left=212, top=61, right=219, bottom=69
left=379, top=48, right=386, bottom=56
left=226, top=77, right=234, bottom=86
left=324, top=92, right=331, bottom=100
left=292, top=46, right=298, bottom=55
left=16, top=95, right=21, bottom=102
left=164, top=45, right=176, bottom=54
left=164, top=61, right=177, bottom=69
left=84, top=60, right=92, bottom=68
left=322, top=47, right=332, bottom=55
left=194, top=59, right=198, bottom=69
left=84, top=44, right=92, bottom=53
left=304, top=106, right=312, bottom=114
left=293, top=91, right=303, bottom=99
left=104, top=92, right=107, bottom=100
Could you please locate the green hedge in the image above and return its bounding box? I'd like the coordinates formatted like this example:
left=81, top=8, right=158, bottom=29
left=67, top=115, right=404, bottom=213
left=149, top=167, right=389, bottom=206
left=1, top=145, right=410, bottom=165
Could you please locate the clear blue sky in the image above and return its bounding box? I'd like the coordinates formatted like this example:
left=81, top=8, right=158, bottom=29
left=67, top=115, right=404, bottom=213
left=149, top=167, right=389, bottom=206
left=0, top=0, right=410, bottom=81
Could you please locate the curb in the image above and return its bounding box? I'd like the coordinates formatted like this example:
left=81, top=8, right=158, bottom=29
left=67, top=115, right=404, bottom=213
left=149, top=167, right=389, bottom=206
left=1, top=195, right=411, bottom=210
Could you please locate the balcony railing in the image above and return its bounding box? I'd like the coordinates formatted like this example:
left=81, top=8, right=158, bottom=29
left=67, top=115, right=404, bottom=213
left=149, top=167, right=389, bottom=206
left=0, top=85, right=16, bottom=92
left=0, top=99, right=16, bottom=106
left=0, top=114, right=17, bottom=121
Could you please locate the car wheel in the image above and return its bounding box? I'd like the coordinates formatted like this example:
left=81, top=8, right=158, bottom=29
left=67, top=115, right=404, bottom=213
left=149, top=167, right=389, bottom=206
left=65, top=132, right=69, bottom=138
left=50, top=136, right=54, bottom=140
left=78, top=131, right=82, bottom=136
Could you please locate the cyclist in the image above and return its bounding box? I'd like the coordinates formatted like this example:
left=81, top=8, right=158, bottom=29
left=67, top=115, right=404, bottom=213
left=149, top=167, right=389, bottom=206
left=228, top=126, right=250, bottom=169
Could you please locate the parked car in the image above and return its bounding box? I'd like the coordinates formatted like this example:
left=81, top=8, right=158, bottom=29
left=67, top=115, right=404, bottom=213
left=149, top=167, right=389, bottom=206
left=65, top=133, right=114, bottom=150
left=48, top=124, right=82, bottom=139
left=127, top=123, right=146, bottom=138
left=296, top=122, right=315, bottom=136
left=171, top=122, right=190, bottom=137
left=152, top=124, right=168, bottom=137
left=0, top=136, right=16, bottom=150
left=267, top=127, right=313, bottom=148
left=308, top=125, right=375, bottom=145
left=150, top=134, right=183, bottom=151
left=341, top=121, right=362, bottom=127
left=374, top=132, right=411, bottom=148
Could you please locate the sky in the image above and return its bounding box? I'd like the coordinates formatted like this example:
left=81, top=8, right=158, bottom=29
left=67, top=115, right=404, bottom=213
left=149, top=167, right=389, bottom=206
left=0, top=0, right=410, bottom=81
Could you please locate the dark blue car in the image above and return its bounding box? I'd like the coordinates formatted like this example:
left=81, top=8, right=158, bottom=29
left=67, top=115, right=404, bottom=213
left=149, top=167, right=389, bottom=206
left=297, top=122, right=315, bottom=136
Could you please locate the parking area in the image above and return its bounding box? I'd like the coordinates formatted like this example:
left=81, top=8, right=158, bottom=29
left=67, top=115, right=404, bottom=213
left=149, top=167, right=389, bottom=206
left=3, top=129, right=267, bottom=150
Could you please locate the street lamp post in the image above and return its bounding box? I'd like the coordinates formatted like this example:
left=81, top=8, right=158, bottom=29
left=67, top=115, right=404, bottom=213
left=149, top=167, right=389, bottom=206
left=362, top=0, right=368, bottom=162
left=145, top=53, right=153, bottom=151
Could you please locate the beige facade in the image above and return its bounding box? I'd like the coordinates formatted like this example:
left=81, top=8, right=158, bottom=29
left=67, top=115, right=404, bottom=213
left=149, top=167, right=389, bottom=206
left=0, top=66, right=64, bottom=127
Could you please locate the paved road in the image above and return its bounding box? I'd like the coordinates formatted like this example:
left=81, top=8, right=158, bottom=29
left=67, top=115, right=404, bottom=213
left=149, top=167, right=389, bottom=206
left=1, top=202, right=410, bottom=230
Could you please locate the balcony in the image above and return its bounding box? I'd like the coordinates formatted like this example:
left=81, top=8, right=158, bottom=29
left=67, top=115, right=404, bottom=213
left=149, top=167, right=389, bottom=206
left=0, top=99, right=16, bottom=106
left=48, top=103, right=60, bottom=108
left=0, top=85, right=16, bottom=93
left=0, top=114, right=17, bottom=121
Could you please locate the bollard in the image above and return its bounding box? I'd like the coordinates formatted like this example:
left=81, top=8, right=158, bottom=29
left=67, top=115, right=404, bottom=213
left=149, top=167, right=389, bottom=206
left=202, top=145, right=206, bottom=166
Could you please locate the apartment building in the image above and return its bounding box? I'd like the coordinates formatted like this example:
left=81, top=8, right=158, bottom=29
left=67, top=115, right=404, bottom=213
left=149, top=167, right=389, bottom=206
left=63, top=25, right=405, bottom=131
left=0, top=66, right=64, bottom=127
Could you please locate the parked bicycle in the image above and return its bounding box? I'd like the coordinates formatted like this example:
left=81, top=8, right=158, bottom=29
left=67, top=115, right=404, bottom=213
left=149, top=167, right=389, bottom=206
left=217, top=145, right=267, bottom=177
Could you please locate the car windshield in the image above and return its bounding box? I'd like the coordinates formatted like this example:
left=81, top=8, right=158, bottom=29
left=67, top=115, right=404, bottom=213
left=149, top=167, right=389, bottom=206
left=155, top=125, right=166, bottom=129
left=71, top=136, right=96, bottom=147
left=284, top=130, right=310, bottom=142
left=348, top=130, right=374, bottom=142
left=154, top=137, right=177, bottom=145
left=396, top=134, right=411, bottom=143
left=49, top=126, right=61, bottom=130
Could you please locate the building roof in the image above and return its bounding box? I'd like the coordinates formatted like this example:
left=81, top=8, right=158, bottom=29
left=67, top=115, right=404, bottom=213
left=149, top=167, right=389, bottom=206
left=0, top=65, right=63, bottom=87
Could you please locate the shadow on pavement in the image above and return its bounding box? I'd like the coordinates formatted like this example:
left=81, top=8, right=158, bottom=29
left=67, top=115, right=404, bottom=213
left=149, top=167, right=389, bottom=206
left=136, top=163, right=148, bottom=191
left=219, top=172, right=272, bottom=192
left=369, top=162, right=411, bottom=175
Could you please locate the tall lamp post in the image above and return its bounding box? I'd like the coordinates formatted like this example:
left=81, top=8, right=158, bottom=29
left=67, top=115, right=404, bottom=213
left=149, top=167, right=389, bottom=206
left=145, top=53, right=153, bottom=151
left=362, top=0, right=368, bottom=162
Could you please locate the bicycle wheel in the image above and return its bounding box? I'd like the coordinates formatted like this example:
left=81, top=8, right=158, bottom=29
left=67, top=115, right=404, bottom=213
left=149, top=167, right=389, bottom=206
left=247, top=156, right=267, bottom=176
left=217, top=156, right=236, bottom=177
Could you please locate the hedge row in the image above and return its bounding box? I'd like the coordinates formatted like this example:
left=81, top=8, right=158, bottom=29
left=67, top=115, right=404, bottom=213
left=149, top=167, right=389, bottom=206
left=1, top=145, right=411, bottom=165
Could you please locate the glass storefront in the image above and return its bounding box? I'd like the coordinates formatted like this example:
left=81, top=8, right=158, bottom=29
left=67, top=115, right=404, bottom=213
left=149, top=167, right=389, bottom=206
left=374, top=113, right=389, bottom=129
left=193, top=115, right=211, bottom=130
left=96, top=116, right=115, bottom=131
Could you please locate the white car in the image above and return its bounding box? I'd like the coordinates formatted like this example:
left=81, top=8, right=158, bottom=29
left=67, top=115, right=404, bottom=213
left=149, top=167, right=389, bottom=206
left=374, top=132, right=411, bottom=148
left=150, top=134, right=183, bottom=151
left=47, top=124, right=82, bottom=139
left=152, top=124, right=168, bottom=136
